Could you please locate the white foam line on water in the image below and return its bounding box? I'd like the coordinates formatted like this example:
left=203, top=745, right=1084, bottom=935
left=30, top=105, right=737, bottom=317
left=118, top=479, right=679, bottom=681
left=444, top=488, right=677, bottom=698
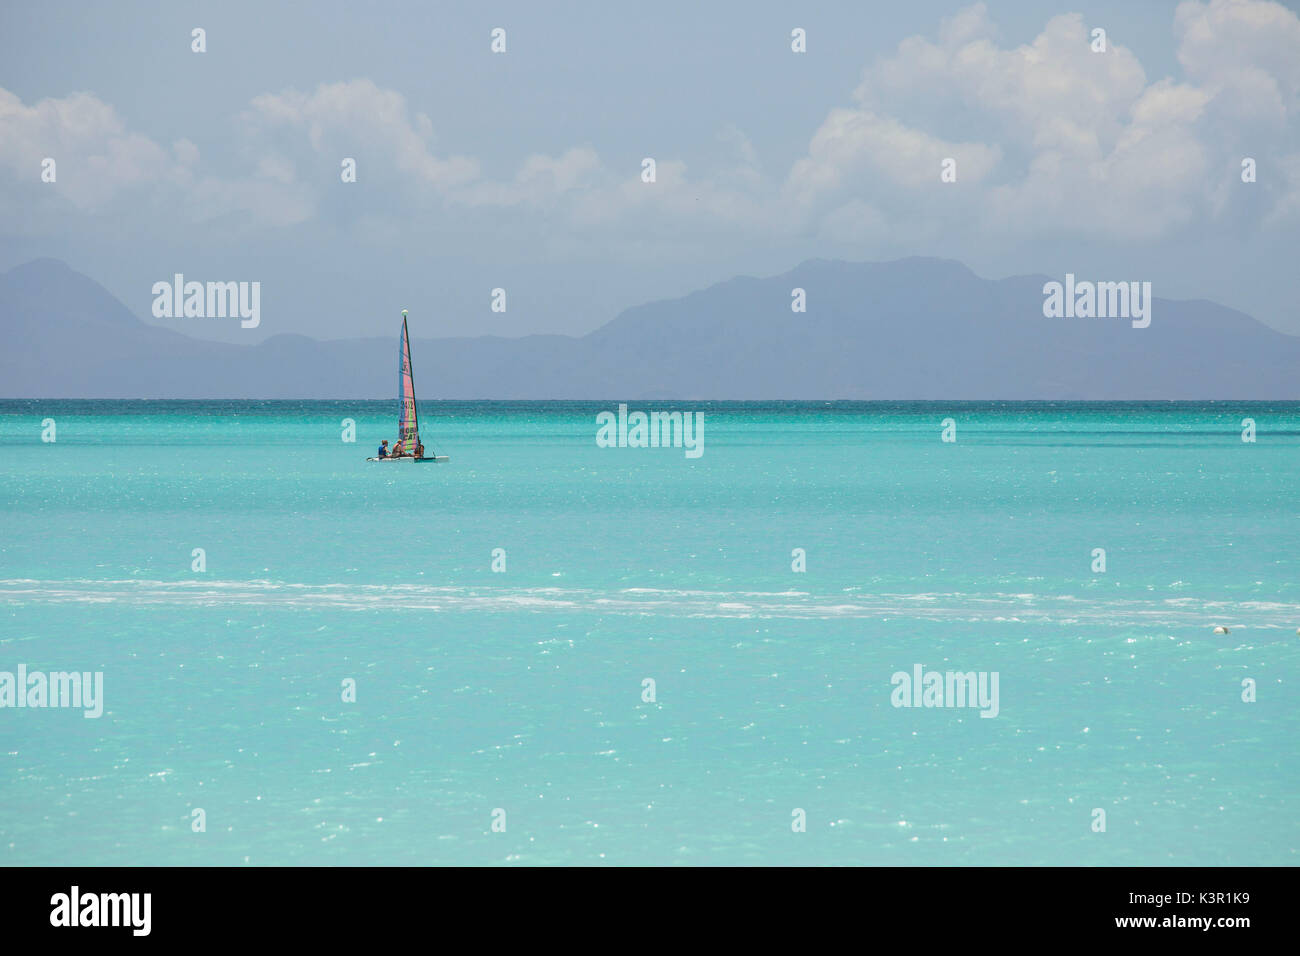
left=1, top=578, right=1298, bottom=627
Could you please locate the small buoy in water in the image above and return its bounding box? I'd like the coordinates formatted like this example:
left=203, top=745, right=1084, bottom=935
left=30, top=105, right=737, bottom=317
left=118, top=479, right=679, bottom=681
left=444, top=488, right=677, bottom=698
left=1212, top=626, right=1230, bottom=635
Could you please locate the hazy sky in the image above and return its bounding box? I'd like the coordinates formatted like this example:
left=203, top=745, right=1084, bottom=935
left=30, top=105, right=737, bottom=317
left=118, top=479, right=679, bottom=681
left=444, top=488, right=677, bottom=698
left=2, top=0, right=1299, bottom=342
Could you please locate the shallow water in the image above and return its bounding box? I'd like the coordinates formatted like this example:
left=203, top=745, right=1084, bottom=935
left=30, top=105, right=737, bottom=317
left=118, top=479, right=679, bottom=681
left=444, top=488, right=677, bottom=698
left=1, top=400, right=1297, bottom=864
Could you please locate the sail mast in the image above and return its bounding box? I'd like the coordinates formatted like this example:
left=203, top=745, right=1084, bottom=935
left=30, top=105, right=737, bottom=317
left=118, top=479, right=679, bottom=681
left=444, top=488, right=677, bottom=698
left=405, top=313, right=419, bottom=442
left=397, top=311, right=421, bottom=455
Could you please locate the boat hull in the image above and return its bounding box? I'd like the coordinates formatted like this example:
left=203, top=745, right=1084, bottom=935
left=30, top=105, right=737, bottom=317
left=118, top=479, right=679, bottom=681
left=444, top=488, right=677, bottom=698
left=365, top=456, right=450, bottom=463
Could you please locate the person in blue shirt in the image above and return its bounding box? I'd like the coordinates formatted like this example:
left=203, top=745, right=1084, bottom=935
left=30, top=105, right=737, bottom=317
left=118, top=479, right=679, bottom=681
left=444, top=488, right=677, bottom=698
left=377, top=439, right=389, bottom=458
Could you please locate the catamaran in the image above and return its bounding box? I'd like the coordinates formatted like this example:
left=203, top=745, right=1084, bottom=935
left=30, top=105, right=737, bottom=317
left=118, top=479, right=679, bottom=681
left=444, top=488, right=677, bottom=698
left=366, top=310, right=449, bottom=463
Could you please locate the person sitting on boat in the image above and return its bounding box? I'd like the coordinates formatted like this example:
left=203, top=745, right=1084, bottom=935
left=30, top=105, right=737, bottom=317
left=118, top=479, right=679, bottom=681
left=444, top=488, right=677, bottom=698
left=377, top=439, right=389, bottom=458
left=391, top=440, right=404, bottom=458
left=415, top=441, right=424, bottom=459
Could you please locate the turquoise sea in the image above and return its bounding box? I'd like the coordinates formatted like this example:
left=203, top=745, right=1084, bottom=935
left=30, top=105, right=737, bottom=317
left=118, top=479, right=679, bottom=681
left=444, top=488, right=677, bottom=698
left=1, top=400, right=1297, bottom=865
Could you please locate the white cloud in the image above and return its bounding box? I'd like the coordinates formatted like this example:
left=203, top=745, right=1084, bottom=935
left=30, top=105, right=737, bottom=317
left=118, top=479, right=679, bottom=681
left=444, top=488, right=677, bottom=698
left=0, top=87, right=315, bottom=227
left=787, top=107, right=1001, bottom=199
left=0, top=88, right=178, bottom=210
left=790, top=0, right=1300, bottom=240
left=3, top=2, right=1299, bottom=251
left=458, top=147, right=602, bottom=207
left=1176, top=0, right=1300, bottom=109
left=245, top=79, right=480, bottom=191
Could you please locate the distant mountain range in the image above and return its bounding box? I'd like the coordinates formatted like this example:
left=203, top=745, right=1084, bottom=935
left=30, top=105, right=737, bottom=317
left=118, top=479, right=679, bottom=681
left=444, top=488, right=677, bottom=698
left=2, top=257, right=1297, bottom=399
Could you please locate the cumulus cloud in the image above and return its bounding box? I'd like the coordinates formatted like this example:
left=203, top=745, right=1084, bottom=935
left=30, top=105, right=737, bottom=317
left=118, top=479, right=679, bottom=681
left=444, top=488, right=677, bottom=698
left=244, top=79, right=480, bottom=191
left=1176, top=0, right=1300, bottom=124
left=0, top=87, right=315, bottom=227
left=458, top=147, right=602, bottom=207
left=0, top=88, right=181, bottom=210
left=0, top=79, right=632, bottom=233
left=788, top=108, right=1001, bottom=197
left=787, top=0, right=1300, bottom=242
left=3, top=1, right=1298, bottom=251
left=865, top=10, right=1147, bottom=149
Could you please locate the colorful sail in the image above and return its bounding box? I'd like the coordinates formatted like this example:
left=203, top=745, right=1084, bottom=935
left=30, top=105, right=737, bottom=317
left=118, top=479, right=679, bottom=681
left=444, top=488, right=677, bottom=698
left=394, top=315, right=419, bottom=456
